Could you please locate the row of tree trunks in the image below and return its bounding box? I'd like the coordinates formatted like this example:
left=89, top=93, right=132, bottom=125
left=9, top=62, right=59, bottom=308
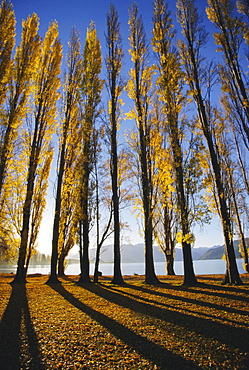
left=176, top=0, right=242, bottom=284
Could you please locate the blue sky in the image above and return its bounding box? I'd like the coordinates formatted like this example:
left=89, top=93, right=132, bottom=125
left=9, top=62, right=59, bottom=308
left=10, top=0, right=225, bottom=254
left=12, top=0, right=154, bottom=62
left=11, top=0, right=215, bottom=68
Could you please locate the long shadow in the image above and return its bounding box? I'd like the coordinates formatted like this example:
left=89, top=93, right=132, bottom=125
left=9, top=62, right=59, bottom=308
left=0, top=283, right=45, bottom=370
left=48, top=283, right=200, bottom=369
left=83, top=283, right=249, bottom=357
left=106, top=284, right=249, bottom=328
left=160, top=275, right=249, bottom=295
left=178, top=283, right=249, bottom=303
left=118, top=283, right=249, bottom=317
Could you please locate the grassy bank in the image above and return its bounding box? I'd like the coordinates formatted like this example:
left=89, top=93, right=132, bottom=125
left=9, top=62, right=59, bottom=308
left=0, top=273, right=249, bottom=369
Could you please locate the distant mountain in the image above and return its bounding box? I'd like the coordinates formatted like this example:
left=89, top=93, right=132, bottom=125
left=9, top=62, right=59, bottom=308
left=198, top=245, right=224, bottom=260
left=198, top=239, right=245, bottom=260
left=68, top=240, right=246, bottom=264
left=175, top=246, right=213, bottom=261
left=72, top=243, right=215, bottom=263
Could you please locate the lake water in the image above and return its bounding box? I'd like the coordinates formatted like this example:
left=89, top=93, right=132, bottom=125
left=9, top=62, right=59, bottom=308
left=0, top=258, right=245, bottom=276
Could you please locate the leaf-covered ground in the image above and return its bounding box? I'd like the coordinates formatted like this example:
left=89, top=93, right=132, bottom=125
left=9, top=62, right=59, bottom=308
left=0, top=273, right=249, bottom=369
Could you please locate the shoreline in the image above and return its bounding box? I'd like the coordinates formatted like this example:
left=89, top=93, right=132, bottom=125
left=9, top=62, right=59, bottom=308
left=0, top=258, right=246, bottom=276
left=1, top=272, right=249, bottom=282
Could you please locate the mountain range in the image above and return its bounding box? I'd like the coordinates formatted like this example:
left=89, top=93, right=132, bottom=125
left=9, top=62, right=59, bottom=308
left=198, top=239, right=244, bottom=260
left=69, top=240, right=245, bottom=263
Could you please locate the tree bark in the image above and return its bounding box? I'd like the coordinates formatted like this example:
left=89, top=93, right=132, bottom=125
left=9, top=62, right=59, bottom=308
left=228, top=169, right=249, bottom=273
left=93, top=244, right=101, bottom=283
left=77, top=217, right=91, bottom=284
left=12, top=137, right=38, bottom=284
left=164, top=206, right=175, bottom=275
left=111, top=120, right=124, bottom=285
left=139, top=120, right=160, bottom=285
left=58, top=250, right=67, bottom=277
left=78, top=159, right=91, bottom=284
left=144, top=215, right=159, bottom=284
left=166, top=256, right=175, bottom=276
left=47, top=119, right=68, bottom=284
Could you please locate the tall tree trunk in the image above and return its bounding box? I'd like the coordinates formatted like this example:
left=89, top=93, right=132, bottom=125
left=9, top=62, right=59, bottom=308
left=127, top=3, right=159, bottom=285
left=24, top=238, right=34, bottom=275
left=47, top=167, right=64, bottom=283
left=111, top=122, right=123, bottom=285
left=106, top=4, right=125, bottom=285
left=144, top=213, right=159, bottom=284
left=12, top=153, right=37, bottom=284
left=139, top=122, right=159, bottom=285
left=79, top=221, right=83, bottom=278
left=78, top=165, right=91, bottom=284
left=199, top=98, right=242, bottom=284
left=94, top=244, right=101, bottom=283
left=228, top=169, right=249, bottom=273
left=58, top=250, right=67, bottom=277
left=176, top=167, right=197, bottom=285
left=77, top=22, right=102, bottom=284
left=165, top=250, right=175, bottom=276
left=94, top=157, right=101, bottom=283
left=164, top=205, right=175, bottom=276
left=47, top=124, right=67, bottom=284
left=80, top=214, right=91, bottom=283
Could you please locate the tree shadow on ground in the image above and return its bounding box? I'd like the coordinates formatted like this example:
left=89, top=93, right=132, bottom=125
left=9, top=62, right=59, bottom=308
left=106, top=284, right=249, bottom=329
left=176, top=283, right=249, bottom=302
left=0, top=283, right=45, bottom=370
left=49, top=283, right=200, bottom=369
left=83, top=283, right=249, bottom=357
left=116, top=282, right=249, bottom=316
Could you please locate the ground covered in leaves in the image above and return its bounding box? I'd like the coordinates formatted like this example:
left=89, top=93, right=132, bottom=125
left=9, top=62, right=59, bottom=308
left=0, top=273, right=249, bottom=369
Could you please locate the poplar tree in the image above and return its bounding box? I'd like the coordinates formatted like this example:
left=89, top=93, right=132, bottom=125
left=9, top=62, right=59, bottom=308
left=177, top=0, right=242, bottom=284
left=48, top=27, right=82, bottom=283
left=206, top=0, right=249, bottom=145
left=127, top=2, right=159, bottom=284
left=0, top=12, right=39, bottom=199
left=78, top=22, right=103, bottom=284
left=220, top=76, right=249, bottom=269
left=152, top=0, right=198, bottom=285
left=214, top=109, right=249, bottom=273
left=13, top=20, right=62, bottom=284
left=147, top=99, right=177, bottom=276
left=105, top=4, right=125, bottom=285
left=0, top=0, right=15, bottom=108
